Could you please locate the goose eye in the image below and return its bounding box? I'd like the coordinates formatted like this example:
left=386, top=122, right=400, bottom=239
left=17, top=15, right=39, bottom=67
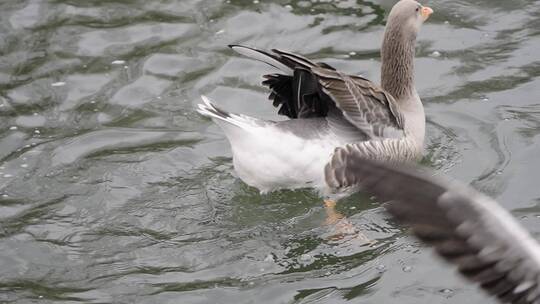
left=415, top=7, right=420, bottom=12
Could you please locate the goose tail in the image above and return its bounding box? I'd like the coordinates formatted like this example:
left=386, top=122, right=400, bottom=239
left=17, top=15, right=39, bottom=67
left=197, top=95, right=266, bottom=131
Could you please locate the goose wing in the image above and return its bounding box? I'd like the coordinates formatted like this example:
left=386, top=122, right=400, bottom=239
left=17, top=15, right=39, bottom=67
left=325, top=148, right=540, bottom=304
left=231, top=45, right=405, bottom=140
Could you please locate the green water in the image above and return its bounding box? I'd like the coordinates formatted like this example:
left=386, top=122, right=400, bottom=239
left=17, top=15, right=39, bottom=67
left=1, top=0, right=540, bottom=303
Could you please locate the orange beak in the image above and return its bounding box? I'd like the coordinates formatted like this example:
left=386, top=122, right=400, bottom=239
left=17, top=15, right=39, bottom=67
left=421, top=6, right=434, bottom=21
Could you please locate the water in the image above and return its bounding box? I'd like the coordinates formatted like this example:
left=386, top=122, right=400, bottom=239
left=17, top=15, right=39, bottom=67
left=1, top=0, right=539, bottom=303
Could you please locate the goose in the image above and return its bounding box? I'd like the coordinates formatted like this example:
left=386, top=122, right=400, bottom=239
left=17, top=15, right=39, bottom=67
left=197, top=0, right=433, bottom=196
left=326, top=147, right=540, bottom=304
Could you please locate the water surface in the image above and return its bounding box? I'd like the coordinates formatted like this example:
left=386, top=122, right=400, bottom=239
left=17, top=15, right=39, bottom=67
left=1, top=0, right=540, bottom=303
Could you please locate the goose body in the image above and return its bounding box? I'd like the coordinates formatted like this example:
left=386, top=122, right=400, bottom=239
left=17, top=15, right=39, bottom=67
left=198, top=0, right=433, bottom=194
left=224, top=115, right=347, bottom=193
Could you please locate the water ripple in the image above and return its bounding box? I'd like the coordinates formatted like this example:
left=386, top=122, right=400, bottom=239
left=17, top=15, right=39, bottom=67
left=0, top=0, right=539, bottom=303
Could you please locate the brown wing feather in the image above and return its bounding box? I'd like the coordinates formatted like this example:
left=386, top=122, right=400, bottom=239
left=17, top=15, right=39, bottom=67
left=313, top=67, right=404, bottom=138
left=231, top=45, right=406, bottom=139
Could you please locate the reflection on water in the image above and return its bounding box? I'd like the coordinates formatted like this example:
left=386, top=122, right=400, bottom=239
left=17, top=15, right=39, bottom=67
left=1, top=0, right=540, bottom=303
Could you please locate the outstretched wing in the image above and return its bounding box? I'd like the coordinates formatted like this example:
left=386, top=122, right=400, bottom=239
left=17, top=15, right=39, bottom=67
left=230, top=45, right=405, bottom=140
left=311, top=67, right=404, bottom=139
left=325, top=148, right=540, bottom=304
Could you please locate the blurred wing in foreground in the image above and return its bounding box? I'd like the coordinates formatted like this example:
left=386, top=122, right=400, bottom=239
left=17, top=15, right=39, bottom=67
left=325, top=147, right=540, bottom=304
